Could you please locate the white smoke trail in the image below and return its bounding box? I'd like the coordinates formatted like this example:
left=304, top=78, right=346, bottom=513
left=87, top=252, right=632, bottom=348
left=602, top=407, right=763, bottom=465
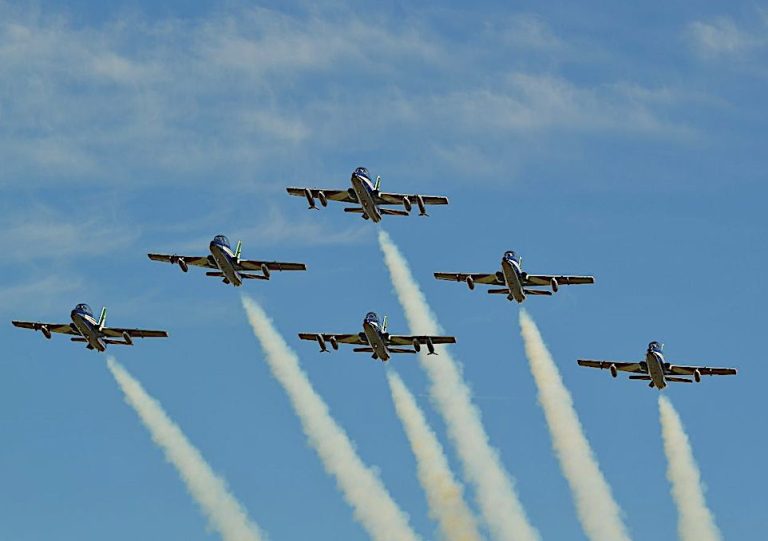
left=107, top=357, right=265, bottom=541
left=386, top=370, right=483, bottom=541
left=658, top=396, right=722, bottom=541
left=378, top=230, right=539, bottom=541
left=519, top=311, right=632, bottom=541
left=241, top=296, right=421, bottom=541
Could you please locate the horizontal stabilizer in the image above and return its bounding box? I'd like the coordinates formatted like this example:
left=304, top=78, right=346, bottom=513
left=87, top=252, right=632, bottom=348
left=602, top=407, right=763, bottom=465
left=666, top=377, right=693, bottom=384
left=487, top=288, right=511, bottom=294
left=388, top=348, right=418, bottom=354
left=523, top=289, right=553, bottom=296
left=353, top=347, right=375, bottom=353
left=240, top=273, right=269, bottom=280
left=343, top=207, right=366, bottom=214
left=380, top=208, right=409, bottom=217
left=628, top=375, right=652, bottom=380
left=205, top=271, right=225, bottom=277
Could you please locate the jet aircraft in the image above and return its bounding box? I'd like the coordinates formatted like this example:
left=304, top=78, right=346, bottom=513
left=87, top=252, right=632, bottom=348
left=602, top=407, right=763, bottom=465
left=578, top=341, right=737, bottom=389
left=286, top=167, right=449, bottom=223
left=298, top=312, right=456, bottom=362
left=434, top=250, right=595, bottom=303
left=12, top=304, right=168, bottom=352
left=148, top=235, right=307, bottom=287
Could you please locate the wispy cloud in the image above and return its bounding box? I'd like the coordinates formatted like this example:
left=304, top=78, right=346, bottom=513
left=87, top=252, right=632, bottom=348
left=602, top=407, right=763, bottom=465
left=0, top=274, right=84, bottom=313
left=0, top=3, right=698, bottom=191
left=685, top=16, right=767, bottom=58
left=0, top=206, right=138, bottom=262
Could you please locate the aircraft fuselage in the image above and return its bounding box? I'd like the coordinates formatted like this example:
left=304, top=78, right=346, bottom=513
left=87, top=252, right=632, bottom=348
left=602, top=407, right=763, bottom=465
left=70, top=309, right=106, bottom=352
left=646, top=350, right=667, bottom=389
left=362, top=320, right=390, bottom=361
left=501, top=258, right=526, bottom=303
left=351, top=173, right=382, bottom=223
left=209, top=240, right=242, bottom=286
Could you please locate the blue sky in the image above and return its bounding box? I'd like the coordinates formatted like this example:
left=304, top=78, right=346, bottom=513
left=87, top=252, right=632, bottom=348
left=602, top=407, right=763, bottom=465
left=0, top=1, right=766, bottom=539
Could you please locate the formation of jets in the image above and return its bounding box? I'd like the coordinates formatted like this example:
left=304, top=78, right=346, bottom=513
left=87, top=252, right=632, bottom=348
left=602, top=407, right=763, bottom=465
left=10, top=166, right=738, bottom=389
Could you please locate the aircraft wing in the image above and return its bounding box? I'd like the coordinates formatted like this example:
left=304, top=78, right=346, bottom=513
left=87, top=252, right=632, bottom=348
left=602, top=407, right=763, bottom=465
left=388, top=335, right=457, bottom=346
left=525, top=274, right=595, bottom=286
left=238, top=260, right=308, bottom=272
left=376, top=192, right=449, bottom=206
left=147, top=253, right=215, bottom=268
left=577, top=359, right=645, bottom=373
left=11, top=321, right=79, bottom=335
left=101, top=327, right=169, bottom=338
left=297, top=333, right=367, bottom=345
left=286, top=187, right=356, bottom=203
left=667, top=365, right=737, bottom=377
left=433, top=272, right=503, bottom=285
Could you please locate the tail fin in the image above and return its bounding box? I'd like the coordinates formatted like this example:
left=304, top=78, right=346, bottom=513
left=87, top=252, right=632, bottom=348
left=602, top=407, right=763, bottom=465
left=235, top=240, right=242, bottom=261
left=98, top=307, right=107, bottom=330
left=375, top=175, right=381, bottom=190
left=382, top=315, right=388, bottom=333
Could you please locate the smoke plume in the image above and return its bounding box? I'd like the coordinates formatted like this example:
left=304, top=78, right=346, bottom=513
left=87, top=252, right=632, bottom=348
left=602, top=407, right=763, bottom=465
left=659, top=396, right=722, bottom=541
left=519, top=311, right=632, bottom=541
left=387, top=370, right=482, bottom=541
left=378, top=230, right=539, bottom=541
left=107, top=357, right=265, bottom=541
left=241, top=296, right=421, bottom=541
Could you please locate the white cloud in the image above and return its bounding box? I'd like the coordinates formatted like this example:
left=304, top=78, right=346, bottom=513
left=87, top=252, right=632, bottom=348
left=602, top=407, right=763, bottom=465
left=0, top=3, right=699, bottom=192
left=686, top=16, right=766, bottom=57
left=0, top=274, right=84, bottom=313
left=0, top=206, right=138, bottom=261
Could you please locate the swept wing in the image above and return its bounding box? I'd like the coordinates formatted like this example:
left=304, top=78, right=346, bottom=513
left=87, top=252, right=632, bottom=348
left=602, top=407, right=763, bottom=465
left=434, top=272, right=503, bottom=285
left=577, top=359, right=645, bottom=373
left=12, top=321, right=79, bottom=335
left=286, top=187, right=356, bottom=203
left=147, top=253, right=215, bottom=268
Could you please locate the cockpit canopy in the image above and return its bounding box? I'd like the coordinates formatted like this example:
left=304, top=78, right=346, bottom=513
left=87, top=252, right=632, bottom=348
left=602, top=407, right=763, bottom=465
left=354, top=167, right=370, bottom=179
left=504, top=250, right=521, bottom=264
left=75, top=303, right=93, bottom=315
left=648, top=341, right=664, bottom=352
left=364, top=311, right=379, bottom=324
left=213, top=235, right=231, bottom=247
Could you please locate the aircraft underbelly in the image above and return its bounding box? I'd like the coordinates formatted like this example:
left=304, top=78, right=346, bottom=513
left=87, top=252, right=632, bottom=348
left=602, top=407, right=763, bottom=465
left=363, top=324, right=389, bottom=361
left=72, top=315, right=105, bottom=352
left=351, top=178, right=381, bottom=223
left=647, top=353, right=666, bottom=389
left=210, top=245, right=241, bottom=286
left=501, top=261, right=525, bottom=303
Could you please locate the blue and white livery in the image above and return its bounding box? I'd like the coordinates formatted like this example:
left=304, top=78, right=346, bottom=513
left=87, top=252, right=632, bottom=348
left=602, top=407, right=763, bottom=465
left=148, top=235, right=307, bottom=287
left=578, top=341, right=737, bottom=389
left=286, top=167, right=449, bottom=223
left=12, top=304, right=168, bottom=352
left=298, top=311, right=456, bottom=362
left=435, top=250, right=595, bottom=303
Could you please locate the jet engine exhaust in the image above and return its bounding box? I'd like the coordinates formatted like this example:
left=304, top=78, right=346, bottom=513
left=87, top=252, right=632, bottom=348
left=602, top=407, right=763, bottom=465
left=378, top=229, right=540, bottom=541
left=387, top=370, right=482, bottom=541
left=241, top=296, right=421, bottom=541
left=520, top=311, right=632, bottom=541
left=658, top=396, right=722, bottom=541
left=107, top=357, right=266, bottom=541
